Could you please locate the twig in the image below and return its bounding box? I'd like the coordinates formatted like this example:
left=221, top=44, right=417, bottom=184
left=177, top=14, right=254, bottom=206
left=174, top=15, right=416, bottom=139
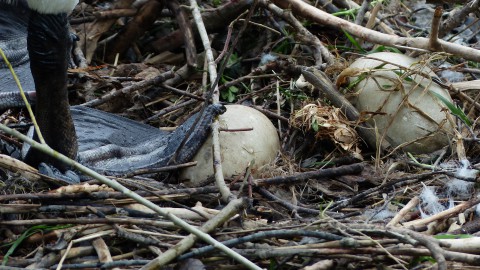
left=330, top=171, right=446, bottom=211
left=166, top=0, right=197, bottom=68
left=0, top=184, right=229, bottom=202
left=219, top=72, right=282, bottom=94
left=339, top=222, right=409, bottom=269
left=159, top=84, right=205, bottom=101
left=440, top=0, right=480, bottom=37
left=364, top=0, right=381, bottom=30
left=231, top=242, right=480, bottom=265
left=105, top=0, right=163, bottom=63
left=387, top=196, right=420, bottom=227
left=91, top=237, right=118, bottom=270
left=0, top=217, right=172, bottom=229
left=429, top=7, right=442, bottom=51
left=77, top=0, right=136, bottom=63
left=82, top=70, right=175, bottom=107
left=272, top=0, right=480, bottom=62
left=0, top=123, right=259, bottom=270
left=122, top=161, right=197, bottom=178
left=391, top=228, right=447, bottom=270
left=300, top=68, right=390, bottom=151
left=179, top=229, right=343, bottom=260
left=141, top=198, right=257, bottom=270
left=254, top=164, right=363, bottom=186
left=260, top=0, right=334, bottom=65
left=143, top=99, right=197, bottom=123
left=249, top=105, right=290, bottom=123
left=344, top=0, right=395, bottom=35
left=402, top=197, right=480, bottom=228
left=256, top=187, right=320, bottom=216
left=70, top=9, right=138, bottom=25
left=54, top=260, right=151, bottom=269
left=354, top=0, right=370, bottom=26
left=71, top=31, right=88, bottom=69
left=146, top=0, right=251, bottom=54
left=88, top=206, right=166, bottom=249
left=188, top=0, right=235, bottom=202
left=0, top=48, right=45, bottom=144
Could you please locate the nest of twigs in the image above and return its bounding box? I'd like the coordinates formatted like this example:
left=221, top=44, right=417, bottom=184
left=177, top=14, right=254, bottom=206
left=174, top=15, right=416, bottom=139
left=2, top=0, right=480, bottom=270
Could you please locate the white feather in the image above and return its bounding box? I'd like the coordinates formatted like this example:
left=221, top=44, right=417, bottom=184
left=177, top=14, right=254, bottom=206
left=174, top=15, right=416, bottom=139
left=476, top=197, right=480, bottom=217
left=27, top=0, right=78, bottom=14
left=420, top=184, right=445, bottom=216
left=455, top=159, right=478, bottom=179
left=446, top=159, right=477, bottom=197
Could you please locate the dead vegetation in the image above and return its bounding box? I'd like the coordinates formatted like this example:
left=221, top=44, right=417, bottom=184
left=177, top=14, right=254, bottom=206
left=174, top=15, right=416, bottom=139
left=2, top=0, right=480, bottom=269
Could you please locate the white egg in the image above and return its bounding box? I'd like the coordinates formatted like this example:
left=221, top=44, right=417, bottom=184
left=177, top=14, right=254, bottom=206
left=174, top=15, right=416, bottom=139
left=180, top=105, right=280, bottom=186
left=347, top=52, right=455, bottom=153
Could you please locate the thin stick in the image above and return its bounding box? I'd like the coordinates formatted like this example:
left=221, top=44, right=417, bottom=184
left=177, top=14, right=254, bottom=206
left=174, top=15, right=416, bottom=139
left=387, top=196, right=419, bottom=227
left=272, top=0, right=480, bottom=62
left=0, top=47, right=45, bottom=144
left=402, top=197, right=480, bottom=228
left=189, top=0, right=234, bottom=202
left=429, top=7, right=442, bottom=51
left=0, top=123, right=260, bottom=270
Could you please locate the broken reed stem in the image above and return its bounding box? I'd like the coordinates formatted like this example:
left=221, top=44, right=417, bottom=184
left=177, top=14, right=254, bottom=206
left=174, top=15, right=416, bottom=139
left=0, top=123, right=260, bottom=270
left=141, top=198, right=251, bottom=270
left=429, top=7, right=442, bottom=50
left=272, top=0, right=480, bottom=61
left=0, top=47, right=45, bottom=144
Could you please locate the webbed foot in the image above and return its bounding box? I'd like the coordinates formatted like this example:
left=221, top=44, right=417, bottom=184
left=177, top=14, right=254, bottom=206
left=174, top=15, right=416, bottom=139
left=39, top=162, right=80, bottom=184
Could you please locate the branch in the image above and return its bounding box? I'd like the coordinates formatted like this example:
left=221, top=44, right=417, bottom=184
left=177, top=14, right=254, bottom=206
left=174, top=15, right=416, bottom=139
left=188, top=0, right=234, bottom=202
left=0, top=123, right=259, bottom=270
left=272, top=0, right=480, bottom=61
left=429, top=7, right=443, bottom=51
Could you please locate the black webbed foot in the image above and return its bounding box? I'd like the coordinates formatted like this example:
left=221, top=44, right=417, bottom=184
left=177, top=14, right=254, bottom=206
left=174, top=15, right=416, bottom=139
left=39, top=162, right=80, bottom=184
left=68, top=32, right=78, bottom=68
left=69, top=32, right=79, bottom=43
left=22, top=126, right=79, bottom=184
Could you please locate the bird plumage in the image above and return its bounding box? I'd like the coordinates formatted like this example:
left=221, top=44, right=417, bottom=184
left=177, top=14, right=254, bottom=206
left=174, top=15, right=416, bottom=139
left=0, top=0, right=226, bottom=182
left=1, top=0, right=78, bottom=14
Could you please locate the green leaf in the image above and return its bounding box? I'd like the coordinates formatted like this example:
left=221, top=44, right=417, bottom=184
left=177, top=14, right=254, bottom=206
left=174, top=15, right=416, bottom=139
left=227, top=53, right=238, bottom=67
left=229, top=85, right=239, bottom=93
left=346, top=73, right=367, bottom=90
left=2, top=224, right=71, bottom=265
left=273, top=39, right=292, bottom=54
left=412, top=256, right=436, bottom=264
left=227, top=91, right=235, bottom=102
left=221, top=90, right=228, bottom=100
left=332, top=8, right=358, bottom=17
left=433, top=234, right=473, bottom=239
left=370, top=45, right=402, bottom=53
left=430, top=90, right=472, bottom=126
left=311, top=119, right=319, bottom=132
left=393, top=70, right=414, bottom=82
left=343, top=30, right=365, bottom=53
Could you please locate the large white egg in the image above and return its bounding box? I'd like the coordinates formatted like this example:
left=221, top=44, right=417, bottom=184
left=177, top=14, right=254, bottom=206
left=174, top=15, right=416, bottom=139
left=346, top=52, right=455, bottom=153
left=179, top=105, right=280, bottom=186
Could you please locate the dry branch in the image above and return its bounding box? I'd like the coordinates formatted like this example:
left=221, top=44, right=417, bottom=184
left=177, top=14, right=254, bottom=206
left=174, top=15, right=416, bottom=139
left=272, top=0, right=480, bottom=61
